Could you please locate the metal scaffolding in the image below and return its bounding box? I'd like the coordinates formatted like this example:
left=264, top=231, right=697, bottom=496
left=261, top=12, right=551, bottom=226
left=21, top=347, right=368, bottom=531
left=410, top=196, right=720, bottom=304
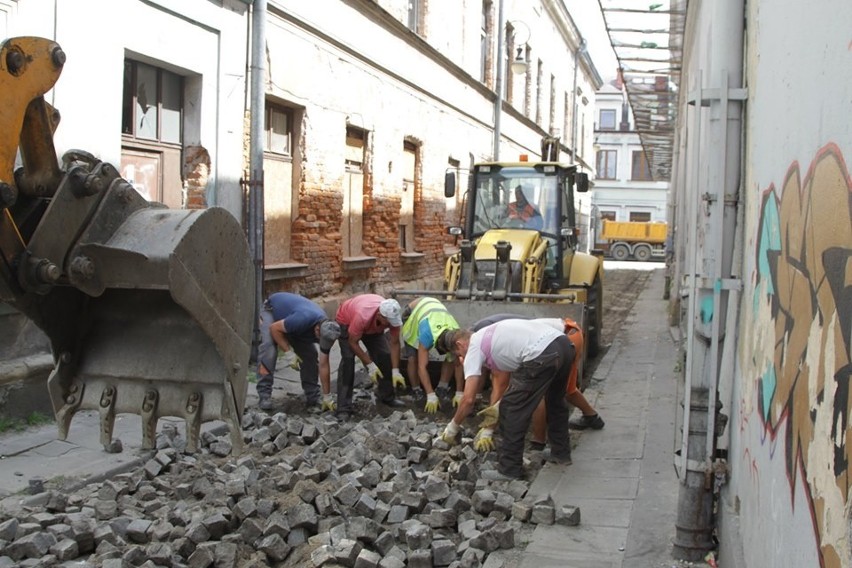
left=597, top=0, right=687, bottom=182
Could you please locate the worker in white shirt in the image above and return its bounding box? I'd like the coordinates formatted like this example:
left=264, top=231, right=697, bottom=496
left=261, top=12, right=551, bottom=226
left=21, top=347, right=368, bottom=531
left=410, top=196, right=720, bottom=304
left=438, top=318, right=574, bottom=480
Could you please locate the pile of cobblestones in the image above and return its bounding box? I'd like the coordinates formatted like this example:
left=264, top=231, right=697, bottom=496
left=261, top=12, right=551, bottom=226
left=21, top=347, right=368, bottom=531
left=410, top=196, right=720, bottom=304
left=0, top=406, right=580, bottom=568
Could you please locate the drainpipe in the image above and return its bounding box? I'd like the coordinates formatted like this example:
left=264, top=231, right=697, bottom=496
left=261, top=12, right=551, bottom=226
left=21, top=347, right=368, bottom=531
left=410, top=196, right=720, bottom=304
left=570, top=40, right=587, bottom=163
left=673, top=0, right=745, bottom=560
left=248, top=0, right=266, bottom=361
left=492, top=0, right=506, bottom=160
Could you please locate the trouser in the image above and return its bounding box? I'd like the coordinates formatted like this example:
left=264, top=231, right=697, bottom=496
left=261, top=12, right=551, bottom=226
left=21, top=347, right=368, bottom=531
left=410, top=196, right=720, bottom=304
left=256, top=308, right=321, bottom=403
left=497, top=334, right=573, bottom=477
left=336, top=326, right=395, bottom=412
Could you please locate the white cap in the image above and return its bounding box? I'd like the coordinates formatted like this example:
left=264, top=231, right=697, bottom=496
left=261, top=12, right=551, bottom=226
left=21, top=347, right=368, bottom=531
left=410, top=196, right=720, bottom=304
left=379, top=298, right=403, bottom=327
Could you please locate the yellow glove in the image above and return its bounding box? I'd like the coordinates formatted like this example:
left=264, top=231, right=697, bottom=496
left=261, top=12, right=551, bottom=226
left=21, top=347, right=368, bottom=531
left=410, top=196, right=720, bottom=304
left=321, top=394, right=337, bottom=412
left=440, top=421, right=460, bottom=445
left=365, top=362, right=383, bottom=385
left=477, top=400, right=500, bottom=429
left=473, top=427, right=496, bottom=452
left=424, top=392, right=440, bottom=414
left=452, top=391, right=464, bottom=408
left=282, top=350, right=302, bottom=371
left=391, top=368, right=406, bottom=389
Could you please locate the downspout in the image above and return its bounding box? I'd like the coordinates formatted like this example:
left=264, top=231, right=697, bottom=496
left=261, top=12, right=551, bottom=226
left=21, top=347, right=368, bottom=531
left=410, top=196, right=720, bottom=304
left=673, top=0, right=745, bottom=561
left=248, top=0, right=266, bottom=361
left=492, top=0, right=505, bottom=160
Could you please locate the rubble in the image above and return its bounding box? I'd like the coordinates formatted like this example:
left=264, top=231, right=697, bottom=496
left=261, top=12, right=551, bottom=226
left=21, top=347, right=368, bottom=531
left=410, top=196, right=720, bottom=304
left=0, top=400, right=581, bottom=567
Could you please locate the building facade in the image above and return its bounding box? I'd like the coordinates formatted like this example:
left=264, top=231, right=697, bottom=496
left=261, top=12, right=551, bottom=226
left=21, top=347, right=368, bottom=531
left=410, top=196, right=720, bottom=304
left=258, top=0, right=602, bottom=301
left=591, top=77, right=668, bottom=252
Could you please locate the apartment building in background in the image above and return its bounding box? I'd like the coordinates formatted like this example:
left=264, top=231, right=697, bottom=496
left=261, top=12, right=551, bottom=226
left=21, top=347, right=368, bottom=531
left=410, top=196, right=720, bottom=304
left=590, top=76, right=668, bottom=249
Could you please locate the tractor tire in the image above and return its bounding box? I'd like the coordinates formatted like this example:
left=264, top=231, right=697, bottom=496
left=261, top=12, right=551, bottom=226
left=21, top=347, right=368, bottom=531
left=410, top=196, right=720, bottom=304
left=585, top=274, right=603, bottom=359
left=611, top=244, right=629, bottom=261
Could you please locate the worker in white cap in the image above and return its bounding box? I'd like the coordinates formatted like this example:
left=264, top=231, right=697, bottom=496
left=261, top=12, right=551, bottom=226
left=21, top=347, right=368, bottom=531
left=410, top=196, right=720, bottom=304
left=333, top=293, right=407, bottom=420
left=256, top=292, right=342, bottom=411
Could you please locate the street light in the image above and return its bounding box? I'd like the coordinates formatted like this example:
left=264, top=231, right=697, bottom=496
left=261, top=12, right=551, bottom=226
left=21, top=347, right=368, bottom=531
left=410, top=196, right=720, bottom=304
left=493, top=5, right=530, bottom=159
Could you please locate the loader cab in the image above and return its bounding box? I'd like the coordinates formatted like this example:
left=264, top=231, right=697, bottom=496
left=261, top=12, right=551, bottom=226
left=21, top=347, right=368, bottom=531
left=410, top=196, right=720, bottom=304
left=449, top=163, right=584, bottom=286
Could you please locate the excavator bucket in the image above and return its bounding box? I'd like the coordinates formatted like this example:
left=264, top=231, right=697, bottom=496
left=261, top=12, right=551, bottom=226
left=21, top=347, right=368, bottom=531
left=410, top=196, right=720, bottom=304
left=0, top=37, right=253, bottom=453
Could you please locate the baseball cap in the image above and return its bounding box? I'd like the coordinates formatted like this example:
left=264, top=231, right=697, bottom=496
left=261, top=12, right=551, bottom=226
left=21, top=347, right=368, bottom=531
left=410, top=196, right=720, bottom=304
left=379, top=298, right=403, bottom=327
left=318, top=320, right=341, bottom=352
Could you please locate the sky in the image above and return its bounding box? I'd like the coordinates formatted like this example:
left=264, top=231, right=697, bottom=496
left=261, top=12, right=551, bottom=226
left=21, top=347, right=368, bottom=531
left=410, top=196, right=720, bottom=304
left=563, top=0, right=619, bottom=83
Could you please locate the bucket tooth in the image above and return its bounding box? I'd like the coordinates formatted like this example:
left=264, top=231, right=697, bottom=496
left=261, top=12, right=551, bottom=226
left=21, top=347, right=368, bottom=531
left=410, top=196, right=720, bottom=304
left=184, top=392, right=202, bottom=453
left=224, top=382, right=244, bottom=454
left=140, top=389, right=159, bottom=450
left=55, top=378, right=84, bottom=440
left=98, top=385, right=116, bottom=448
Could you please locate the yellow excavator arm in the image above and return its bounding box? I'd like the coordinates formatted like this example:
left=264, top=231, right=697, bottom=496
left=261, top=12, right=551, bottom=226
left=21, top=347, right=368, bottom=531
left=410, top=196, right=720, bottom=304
left=0, top=37, right=253, bottom=453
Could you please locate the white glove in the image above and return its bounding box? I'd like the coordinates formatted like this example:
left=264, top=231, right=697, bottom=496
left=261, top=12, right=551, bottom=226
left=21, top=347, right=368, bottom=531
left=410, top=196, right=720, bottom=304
left=477, top=400, right=500, bottom=428
left=473, top=428, right=496, bottom=452
left=281, top=350, right=302, bottom=371
left=365, top=361, right=383, bottom=384
left=452, top=392, right=464, bottom=408
left=440, top=420, right=461, bottom=445
left=391, top=368, right=406, bottom=389
left=424, top=392, right=440, bottom=414
left=321, top=394, right=337, bottom=412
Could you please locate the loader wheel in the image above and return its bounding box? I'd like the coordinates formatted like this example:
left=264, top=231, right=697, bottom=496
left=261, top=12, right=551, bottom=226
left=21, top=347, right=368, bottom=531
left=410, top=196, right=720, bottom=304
left=611, top=244, right=629, bottom=261
left=633, top=244, right=652, bottom=262
left=586, top=274, right=602, bottom=359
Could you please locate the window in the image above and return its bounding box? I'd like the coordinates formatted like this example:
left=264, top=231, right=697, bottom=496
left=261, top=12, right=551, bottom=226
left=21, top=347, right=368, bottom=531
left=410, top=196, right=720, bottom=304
left=549, top=74, right=556, bottom=134
left=535, top=59, right=543, bottom=126
left=600, top=210, right=617, bottom=221
left=631, top=150, right=653, bottom=181
left=266, top=107, right=292, bottom=155
left=407, top=0, right=420, bottom=32
left=596, top=150, right=617, bottom=179
left=480, top=1, right=491, bottom=84
left=504, top=23, right=514, bottom=102
left=122, top=61, right=182, bottom=143
left=599, top=109, right=616, bottom=130
left=400, top=140, right=418, bottom=253
left=121, top=60, right=184, bottom=207
left=343, top=127, right=366, bottom=259
left=629, top=211, right=651, bottom=222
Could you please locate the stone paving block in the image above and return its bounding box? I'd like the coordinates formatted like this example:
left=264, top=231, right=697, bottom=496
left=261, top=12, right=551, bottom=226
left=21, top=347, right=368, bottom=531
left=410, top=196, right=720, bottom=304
left=238, top=517, right=263, bottom=545
left=511, top=501, right=532, bottom=522
left=185, top=522, right=210, bottom=544
left=408, top=548, right=432, bottom=568
left=354, top=547, right=382, bottom=568
left=333, top=538, right=363, bottom=567
left=530, top=503, right=555, bottom=525
left=0, top=520, right=17, bottom=542
left=146, top=542, right=173, bottom=564
left=257, top=533, right=291, bottom=562
left=287, top=526, right=309, bottom=547
left=386, top=505, right=409, bottom=524
left=201, top=512, right=230, bottom=539
left=372, top=500, right=391, bottom=524
left=373, top=530, right=395, bottom=556
left=555, top=504, right=581, bottom=526
left=423, top=508, right=457, bottom=529
left=125, top=519, right=152, bottom=544
left=335, top=482, right=361, bottom=507
left=378, top=556, right=406, bottom=568
left=432, top=538, right=457, bottom=566
left=470, top=490, right=496, bottom=515
left=287, top=502, right=318, bottom=532
left=354, top=493, right=377, bottom=517
left=399, top=492, right=426, bottom=512
left=405, top=523, right=433, bottom=550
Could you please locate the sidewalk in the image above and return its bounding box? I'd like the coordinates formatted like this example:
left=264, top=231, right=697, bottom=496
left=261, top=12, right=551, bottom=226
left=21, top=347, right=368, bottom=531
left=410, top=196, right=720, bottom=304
left=519, top=267, right=686, bottom=567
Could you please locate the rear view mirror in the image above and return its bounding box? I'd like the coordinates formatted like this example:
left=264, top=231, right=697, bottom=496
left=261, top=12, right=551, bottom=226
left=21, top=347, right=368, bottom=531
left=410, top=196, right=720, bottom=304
left=574, top=172, right=589, bottom=193
left=444, top=171, right=456, bottom=198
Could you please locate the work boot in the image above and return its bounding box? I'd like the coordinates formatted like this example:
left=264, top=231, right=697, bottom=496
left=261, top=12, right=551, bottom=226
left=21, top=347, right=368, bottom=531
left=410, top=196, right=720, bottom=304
left=568, top=413, right=605, bottom=430
left=528, top=440, right=546, bottom=451
left=481, top=468, right=523, bottom=482
left=409, top=387, right=426, bottom=402
left=259, top=397, right=274, bottom=411
left=435, top=383, right=452, bottom=399
left=542, top=449, right=573, bottom=465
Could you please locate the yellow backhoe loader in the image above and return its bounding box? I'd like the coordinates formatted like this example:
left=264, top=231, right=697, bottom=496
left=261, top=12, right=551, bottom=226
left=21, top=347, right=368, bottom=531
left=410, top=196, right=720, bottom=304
left=394, top=136, right=603, bottom=386
left=0, top=37, right=252, bottom=452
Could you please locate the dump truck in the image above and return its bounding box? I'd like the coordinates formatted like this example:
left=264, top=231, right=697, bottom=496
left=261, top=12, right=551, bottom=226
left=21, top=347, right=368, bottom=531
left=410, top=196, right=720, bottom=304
left=0, top=37, right=253, bottom=452
left=599, top=220, right=667, bottom=261
left=393, top=137, right=603, bottom=387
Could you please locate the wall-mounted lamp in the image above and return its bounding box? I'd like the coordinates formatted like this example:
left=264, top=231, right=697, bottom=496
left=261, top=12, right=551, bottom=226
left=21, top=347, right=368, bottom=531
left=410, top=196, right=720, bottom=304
left=511, top=47, right=527, bottom=75
left=508, top=20, right=530, bottom=75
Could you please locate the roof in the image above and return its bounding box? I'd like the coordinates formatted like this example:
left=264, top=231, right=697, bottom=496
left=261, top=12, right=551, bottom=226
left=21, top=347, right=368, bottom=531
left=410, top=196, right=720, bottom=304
left=597, top=0, right=688, bottom=181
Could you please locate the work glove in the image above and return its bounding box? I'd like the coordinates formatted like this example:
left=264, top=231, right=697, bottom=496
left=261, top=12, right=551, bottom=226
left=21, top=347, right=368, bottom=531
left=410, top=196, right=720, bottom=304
left=321, top=394, right=337, bottom=412
left=391, top=368, right=407, bottom=390
left=473, top=427, right=496, bottom=452
left=477, top=401, right=500, bottom=429
left=424, top=392, right=440, bottom=414
left=282, top=350, right=302, bottom=371
left=452, top=392, right=464, bottom=408
left=365, top=362, right=383, bottom=385
left=440, top=420, right=461, bottom=445
left=435, top=383, right=452, bottom=399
